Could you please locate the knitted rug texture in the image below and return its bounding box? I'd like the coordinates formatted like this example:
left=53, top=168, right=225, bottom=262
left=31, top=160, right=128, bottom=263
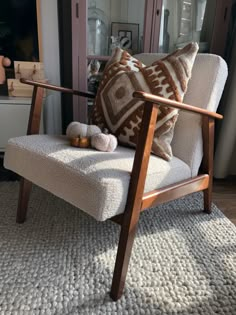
left=0, top=182, right=236, bottom=315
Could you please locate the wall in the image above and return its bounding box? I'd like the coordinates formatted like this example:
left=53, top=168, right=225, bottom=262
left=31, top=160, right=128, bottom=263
left=40, top=0, right=62, bottom=134
left=229, top=145, right=236, bottom=175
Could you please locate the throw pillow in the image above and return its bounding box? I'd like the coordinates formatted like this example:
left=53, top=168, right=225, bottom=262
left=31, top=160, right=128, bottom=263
left=92, top=43, right=199, bottom=161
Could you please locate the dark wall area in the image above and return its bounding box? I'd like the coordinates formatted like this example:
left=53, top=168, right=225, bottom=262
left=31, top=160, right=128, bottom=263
left=0, top=0, right=39, bottom=63
left=58, top=0, right=73, bottom=134
left=0, top=0, right=39, bottom=95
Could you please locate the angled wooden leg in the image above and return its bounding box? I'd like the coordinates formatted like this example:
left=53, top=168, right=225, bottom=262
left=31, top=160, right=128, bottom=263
left=110, top=102, right=159, bottom=300
left=202, top=116, right=214, bottom=214
left=110, top=210, right=140, bottom=301
left=204, top=185, right=212, bottom=213
left=17, top=177, right=32, bottom=223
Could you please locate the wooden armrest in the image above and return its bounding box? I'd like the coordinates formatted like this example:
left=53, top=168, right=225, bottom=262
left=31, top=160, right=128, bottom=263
left=20, top=78, right=95, bottom=99
left=133, top=91, right=223, bottom=120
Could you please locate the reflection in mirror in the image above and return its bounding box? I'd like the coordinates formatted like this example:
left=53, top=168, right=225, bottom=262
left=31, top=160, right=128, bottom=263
left=159, top=0, right=208, bottom=53
left=196, top=0, right=207, bottom=31
left=87, top=0, right=145, bottom=56
left=88, top=1, right=108, bottom=56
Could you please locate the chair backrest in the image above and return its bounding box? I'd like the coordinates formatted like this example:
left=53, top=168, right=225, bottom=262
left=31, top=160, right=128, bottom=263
left=134, top=53, right=228, bottom=176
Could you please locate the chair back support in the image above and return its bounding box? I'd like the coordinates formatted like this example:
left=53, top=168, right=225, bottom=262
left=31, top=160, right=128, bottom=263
left=134, top=53, right=228, bottom=176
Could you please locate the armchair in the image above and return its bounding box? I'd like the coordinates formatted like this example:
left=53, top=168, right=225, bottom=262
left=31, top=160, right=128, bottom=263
left=4, top=53, right=228, bottom=301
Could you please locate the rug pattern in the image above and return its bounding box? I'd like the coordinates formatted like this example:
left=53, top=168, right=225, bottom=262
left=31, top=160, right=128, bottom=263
left=0, top=182, right=236, bottom=314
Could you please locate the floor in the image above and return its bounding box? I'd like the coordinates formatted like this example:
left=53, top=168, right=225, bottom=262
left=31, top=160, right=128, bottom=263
left=213, top=178, right=236, bottom=225
left=0, top=153, right=19, bottom=181
left=1, top=153, right=235, bottom=224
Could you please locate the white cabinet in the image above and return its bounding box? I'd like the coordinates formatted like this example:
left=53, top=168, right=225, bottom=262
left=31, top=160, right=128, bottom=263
left=0, top=97, right=43, bottom=152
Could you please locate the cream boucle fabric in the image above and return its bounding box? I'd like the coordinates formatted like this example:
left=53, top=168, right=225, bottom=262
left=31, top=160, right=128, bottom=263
left=134, top=53, right=228, bottom=176
left=4, top=135, right=191, bottom=221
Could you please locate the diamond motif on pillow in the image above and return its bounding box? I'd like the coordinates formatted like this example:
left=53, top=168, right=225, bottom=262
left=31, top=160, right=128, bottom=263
left=92, top=43, right=199, bottom=160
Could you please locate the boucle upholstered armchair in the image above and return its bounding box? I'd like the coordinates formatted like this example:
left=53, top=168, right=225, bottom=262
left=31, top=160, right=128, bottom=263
left=4, top=53, right=227, bottom=301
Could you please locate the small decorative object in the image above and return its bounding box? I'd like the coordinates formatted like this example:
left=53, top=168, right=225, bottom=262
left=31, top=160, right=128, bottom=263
left=66, top=122, right=101, bottom=138
left=110, top=36, right=121, bottom=54
left=14, top=61, right=44, bottom=81
left=7, top=78, right=47, bottom=98
left=87, top=59, right=100, bottom=79
left=0, top=55, right=11, bottom=84
left=70, top=136, right=90, bottom=148
left=163, top=9, right=170, bottom=53
left=7, top=61, right=45, bottom=97
left=88, top=73, right=102, bottom=94
left=8, top=79, right=33, bottom=97
left=111, top=22, right=139, bottom=54
left=91, top=133, right=118, bottom=152
left=87, top=59, right=102, bottom=94
left=67, top=122, right=117, bottom=152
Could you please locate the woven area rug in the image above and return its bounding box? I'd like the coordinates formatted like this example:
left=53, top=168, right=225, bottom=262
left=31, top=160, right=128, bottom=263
left=0, top=182, right=236, bottom=315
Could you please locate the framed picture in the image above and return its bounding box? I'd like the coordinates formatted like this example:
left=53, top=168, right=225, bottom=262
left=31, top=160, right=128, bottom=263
left=111, top=22, right=139, bottom=54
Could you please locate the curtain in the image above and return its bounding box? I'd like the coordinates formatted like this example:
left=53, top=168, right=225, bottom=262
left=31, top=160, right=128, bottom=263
left=214, top=1, right=236, bottom=178
left=40, top=0, right=62, bottom=134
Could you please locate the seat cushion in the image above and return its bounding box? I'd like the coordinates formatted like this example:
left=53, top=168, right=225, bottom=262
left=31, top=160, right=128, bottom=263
left=4, top=135, right=191, bottom=221
left=92, top=43, right=198, bottom=161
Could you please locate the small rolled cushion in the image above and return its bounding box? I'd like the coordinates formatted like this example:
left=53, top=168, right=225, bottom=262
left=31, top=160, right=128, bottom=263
left=91, top=133, right=118, bottom=152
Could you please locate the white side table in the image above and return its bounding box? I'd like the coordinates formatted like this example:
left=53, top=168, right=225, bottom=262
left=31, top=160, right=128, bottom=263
left=0, top=96, right=43, bottom=152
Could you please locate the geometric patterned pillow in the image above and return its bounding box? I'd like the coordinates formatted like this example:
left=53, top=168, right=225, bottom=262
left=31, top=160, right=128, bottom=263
left=92, top=43, right=199, bottom=160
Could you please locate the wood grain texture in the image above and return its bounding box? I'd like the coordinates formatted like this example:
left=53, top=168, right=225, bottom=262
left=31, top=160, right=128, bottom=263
left=133, top=91, right=223, bottom=120
left=27, top=86, right=44, bottom=135
left=110, top=102, right=158, bottom=301
left=141, top=175, right=209, bottom=210
left=202, top=116, right=215, bottom=213
left=16, top=178, right=32, bottom=223
left=20, top=79, right=95, bottom=99
left=110, top=102, right=219, bottom=300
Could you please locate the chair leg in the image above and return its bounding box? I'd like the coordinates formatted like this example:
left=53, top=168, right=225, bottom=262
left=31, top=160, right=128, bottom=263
left=204, top=181, right=212, bottom=214
left=16, top=177, right=32, bottom=223
left=204, top=188, right=212, bottom=213
left=202, top=116, right=214, bottom=214
left=110, top=216, right=140, bottom=301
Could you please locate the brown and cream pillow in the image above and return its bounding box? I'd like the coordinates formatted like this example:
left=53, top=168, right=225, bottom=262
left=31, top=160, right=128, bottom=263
left=92, top=43, right=199, bottom=160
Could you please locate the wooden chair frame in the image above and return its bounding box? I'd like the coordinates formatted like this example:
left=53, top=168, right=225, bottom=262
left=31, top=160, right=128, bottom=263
left=17, top=78, right=223, bottom=301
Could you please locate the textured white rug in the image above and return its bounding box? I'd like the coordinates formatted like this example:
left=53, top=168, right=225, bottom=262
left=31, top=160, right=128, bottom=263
left=0, top=182, right=236, bottom=314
